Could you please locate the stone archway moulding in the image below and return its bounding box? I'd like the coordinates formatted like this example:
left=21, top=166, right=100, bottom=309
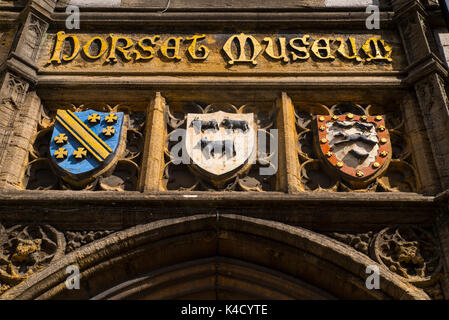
left=0, top=214, right=429, bottom=300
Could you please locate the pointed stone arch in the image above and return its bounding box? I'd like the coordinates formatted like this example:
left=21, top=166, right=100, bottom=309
left=1, top=214, right=428, bottom=300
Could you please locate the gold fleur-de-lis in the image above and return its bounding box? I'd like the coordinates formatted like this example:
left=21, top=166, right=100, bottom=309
left=54, top=133, right=68, bottom=145
left=105, top=113, right=118, bottom=123
left=73, top=147, right=87, bottom=159
left=88, top=113, right=101, bottom=123
left=103, top=126, right=116, bottom=136
left=54, top=148, right=68, bottom=159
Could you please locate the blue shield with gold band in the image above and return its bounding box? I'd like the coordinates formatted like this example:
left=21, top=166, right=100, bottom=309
left=50, top=110, right=125, bottom=181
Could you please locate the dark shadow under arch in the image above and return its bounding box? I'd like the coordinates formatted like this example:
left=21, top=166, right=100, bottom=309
left=91, top=257, right=337, bottom=300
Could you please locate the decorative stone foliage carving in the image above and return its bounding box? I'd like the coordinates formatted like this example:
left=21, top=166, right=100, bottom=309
left=0, top=224, right=117, bottom=294
left=64, top=230, right=114, bottom=254
left=423, top=282, right=444, bottom=300
left=372, top=226, right=441, bottom=283
left=0, top=224, right=65, bottom=294
left=24, top=104, right=145, bottom=191
left=164, top=102, right=277, bottom=191
left=329, top=226, right=444, bottom=299
left=295, top=102, right=417, bottom=192
left=330, top=231, right=374, bottom=255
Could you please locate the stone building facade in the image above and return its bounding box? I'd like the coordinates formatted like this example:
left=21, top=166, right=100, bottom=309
left=0, top=0, right=448, bottom=300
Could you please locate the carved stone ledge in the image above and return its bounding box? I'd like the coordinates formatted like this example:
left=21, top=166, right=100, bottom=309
left=404, top=57, right=449, bottom=85
left=392, top=0, right=427, bottom=16
left=27, top=0, right=58, bottom=18
left=0, top=191, right=437, bottom=232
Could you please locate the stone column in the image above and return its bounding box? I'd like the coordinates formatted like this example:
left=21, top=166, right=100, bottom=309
left=393, top=0, right=449, bottom=189
left=401, top=92, right=441, bottom=194
left=138, top=92, right=167, bottom=192
left=0, top=0, right=57, bottom=189
left=276, top=92, right=300, bottom=193
left=393, top=0, right=449, bottom=300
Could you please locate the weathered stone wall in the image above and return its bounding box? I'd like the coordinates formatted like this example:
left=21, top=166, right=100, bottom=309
left=434, top=28, right=449, bottom=66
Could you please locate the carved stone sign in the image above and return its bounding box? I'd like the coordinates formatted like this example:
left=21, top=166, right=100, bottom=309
left=185, top=111, right=256, bottom=186
left=39, top=32, right=404, bottom=74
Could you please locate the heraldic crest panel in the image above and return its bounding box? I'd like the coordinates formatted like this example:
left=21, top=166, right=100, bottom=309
left=22, top=94, right=419, bottom=194
left=24, top=104, right=145, bottom=191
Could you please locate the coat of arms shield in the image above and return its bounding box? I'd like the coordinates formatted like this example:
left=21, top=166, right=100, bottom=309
left=185, top=111, right=257, bottom=184
left=49, top=109, right=125, bottom=184
left=314, top=114, right=392, bottom=184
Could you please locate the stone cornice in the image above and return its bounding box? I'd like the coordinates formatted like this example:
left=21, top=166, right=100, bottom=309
left=47, top=11, right=396, bottom=30
left=0, top=190, right=436, bottom=232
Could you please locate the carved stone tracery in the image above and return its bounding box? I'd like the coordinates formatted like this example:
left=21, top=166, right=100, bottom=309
left=1, top=73, right=29, bottom=106
left=20, top=14, right=48, bottom=62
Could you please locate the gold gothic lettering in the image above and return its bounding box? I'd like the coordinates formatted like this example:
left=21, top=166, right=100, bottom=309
left=160, top=37, right=183, bottom=60
left=82, top=36, right=108, bottom=60
left=107, top=35, right=134, bottom=63
left=336, top=37, right=362, bottom=62
left=133, top=36, right=160, bottom=61
left=47, top=32, right=394, bottom=66
left=362, top=37, right=393, bottom=62
left=186, top=34, right=210, bottom=60
left=263, top=37, right=289, bottom=63
left=289, top=35, right=310, bottom=61
left=222, top=33, right=263, bottom=65
left=311, top=38, right=335, bottom=60
left=48, top=31, right=81, bottom=64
